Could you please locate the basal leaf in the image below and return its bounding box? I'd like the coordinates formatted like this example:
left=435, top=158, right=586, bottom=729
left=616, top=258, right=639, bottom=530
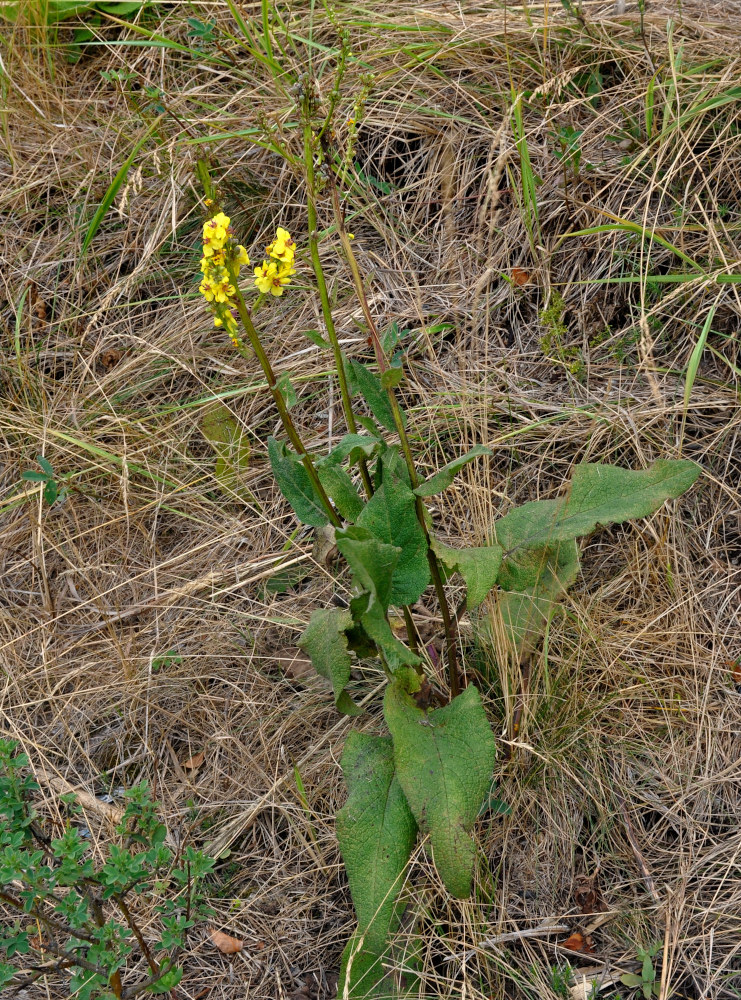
left=494, top=460, right=701, bottom=553
left=358, top=478, right=430, bottom=605
left=431, top=538, right=503, bottom=609
left=338, top=934, right=397, bottom=1000
left=414, top=445, right=492, bottom=498
left=495, top=540, right=579, bottom=652
left=267, top=437, right=329, bottom=527
left=349, top=360, right=401, bottom=432
left=384, top=670, right=496, bottom=898
left=336, top=733, right=417, bottom=954
left=299, top=609, right=362, bottom=715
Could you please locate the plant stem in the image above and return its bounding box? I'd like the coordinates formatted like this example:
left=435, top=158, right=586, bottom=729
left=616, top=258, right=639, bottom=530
left=227, top=275, right=342, bottom=528
left=302, top=119, right=374, bottom=500
left=325, top=176, right=461, bottom=697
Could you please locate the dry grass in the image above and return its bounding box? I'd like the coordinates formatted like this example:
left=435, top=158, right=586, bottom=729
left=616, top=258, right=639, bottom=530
left=1, top=0, right=741, bottom=997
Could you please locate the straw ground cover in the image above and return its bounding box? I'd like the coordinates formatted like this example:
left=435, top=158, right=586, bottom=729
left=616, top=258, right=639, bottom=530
left=2, top=0, right=741, bottom=997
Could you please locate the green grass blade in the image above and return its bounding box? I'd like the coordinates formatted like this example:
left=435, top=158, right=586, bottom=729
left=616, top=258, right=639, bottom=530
left=683, top=302, right=718, bottom=412
left=80, top=121, right=159, bottom=261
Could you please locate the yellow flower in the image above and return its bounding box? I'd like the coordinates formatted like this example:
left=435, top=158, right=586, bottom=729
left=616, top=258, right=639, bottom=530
left=202, top=212, right=231, bottom=254
left=254, top=260, right=277, bottom=294
left=266, top=226, right=296, bottom=264
left=268, top=266, right=293, bottom=296
left=235, top=245, right=250, bottom=266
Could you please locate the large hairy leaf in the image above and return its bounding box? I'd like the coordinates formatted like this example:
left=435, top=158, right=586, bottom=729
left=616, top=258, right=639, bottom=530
left=494, top=460, right=701, bottom=553
left=316, top=464, right=364, bottom=522
left=496, top=540, right=580, bottom=652
left=432, top=538, right=503, bottom=609
left=384, top=670, right=496, bottom=898
left=338, top=936, right=397, bottom=1000
left=337, top=733, right=418, bottom=999
left=267, top=438, right=329, bottom=527
left=357, top=478, right=430, bottom=605
left=337, top=734, right=417, bottom=954
left=298, top=609, right=361, bottom=716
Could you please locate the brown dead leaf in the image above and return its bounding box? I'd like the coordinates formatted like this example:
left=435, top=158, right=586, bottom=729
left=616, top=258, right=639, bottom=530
left=181, top=751, right=205, bottom=771
left=511, top=267, right=530, bottom=286
left=574, top=874, right=608, bottom=914
left=560, top=931, right=595, bottom=954
left=209, top=928, right=244, bottom=954
left=100, top=348, right=123, bottom=371
left=727, top=659, right=741, bottom=688
left=279, top=647, right=314, bottom=679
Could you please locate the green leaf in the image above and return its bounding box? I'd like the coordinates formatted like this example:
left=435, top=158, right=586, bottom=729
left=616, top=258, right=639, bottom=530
left=348, top=360, right=401, bottom=432
left=494, top=460, right=702, bottom=553
left=336, top=526, right=397, bottom=610
left=147, top=967, right=183, bottom=993
left=201, top=404, right=250, bottom=494
left=336, top=527, right=420, bottom=669
left=384, top=670, right=496, bottom=898
left=301, top=328, right=331, bottom=349
left=36, top=455, right=55, bottom=477
left=338, top=936, right=397, bottom=999
left=21, top=471, right=50, bottom=483
left=323, top=434, right=381, bottom=467
left=276, top=372, right=297, bottom=409
left=621, top=974, right=643, bottom=988
left=316, top=464, right=364, bottom=522
left=336, top=733, right=417, bottom=954
left=414, top=445, right=492, bottom=498
left=357, top=478, right=429, bottom=605
left=380, top=366, right=404, bottom=389
left=43, top=479, right=59, bottom=505
left=81, top=123, right=158, bottom=261
left=375, top=445, right=411, bottom=488
left=684, top=306, right=717, bottom=412
left=298, top=609, right=362, bottom=715
left=431, top=538, right=503, bottom=609
left=267, top=438, right=330, bottom=528
left=495, top=539, right=579, bottom=652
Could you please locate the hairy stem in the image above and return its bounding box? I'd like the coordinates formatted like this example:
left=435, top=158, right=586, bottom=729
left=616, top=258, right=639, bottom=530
left=302, top=119, right=374, bottom=499
left=228, top=275, right=342, bottom=529
left=325, top=174, right=460, bottom=696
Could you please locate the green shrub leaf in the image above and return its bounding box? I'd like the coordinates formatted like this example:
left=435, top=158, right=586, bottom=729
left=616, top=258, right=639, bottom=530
left=298, top=609, right=362, bottom=716
left=431, top=538, right=503, bottom=609
left=358, top=479, right=430, bottom=605
left=414, top=445, right=492, bottom=498
left=267, top=438, right=330, bottom=527
left=384, top=670, right=496, bottom=898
